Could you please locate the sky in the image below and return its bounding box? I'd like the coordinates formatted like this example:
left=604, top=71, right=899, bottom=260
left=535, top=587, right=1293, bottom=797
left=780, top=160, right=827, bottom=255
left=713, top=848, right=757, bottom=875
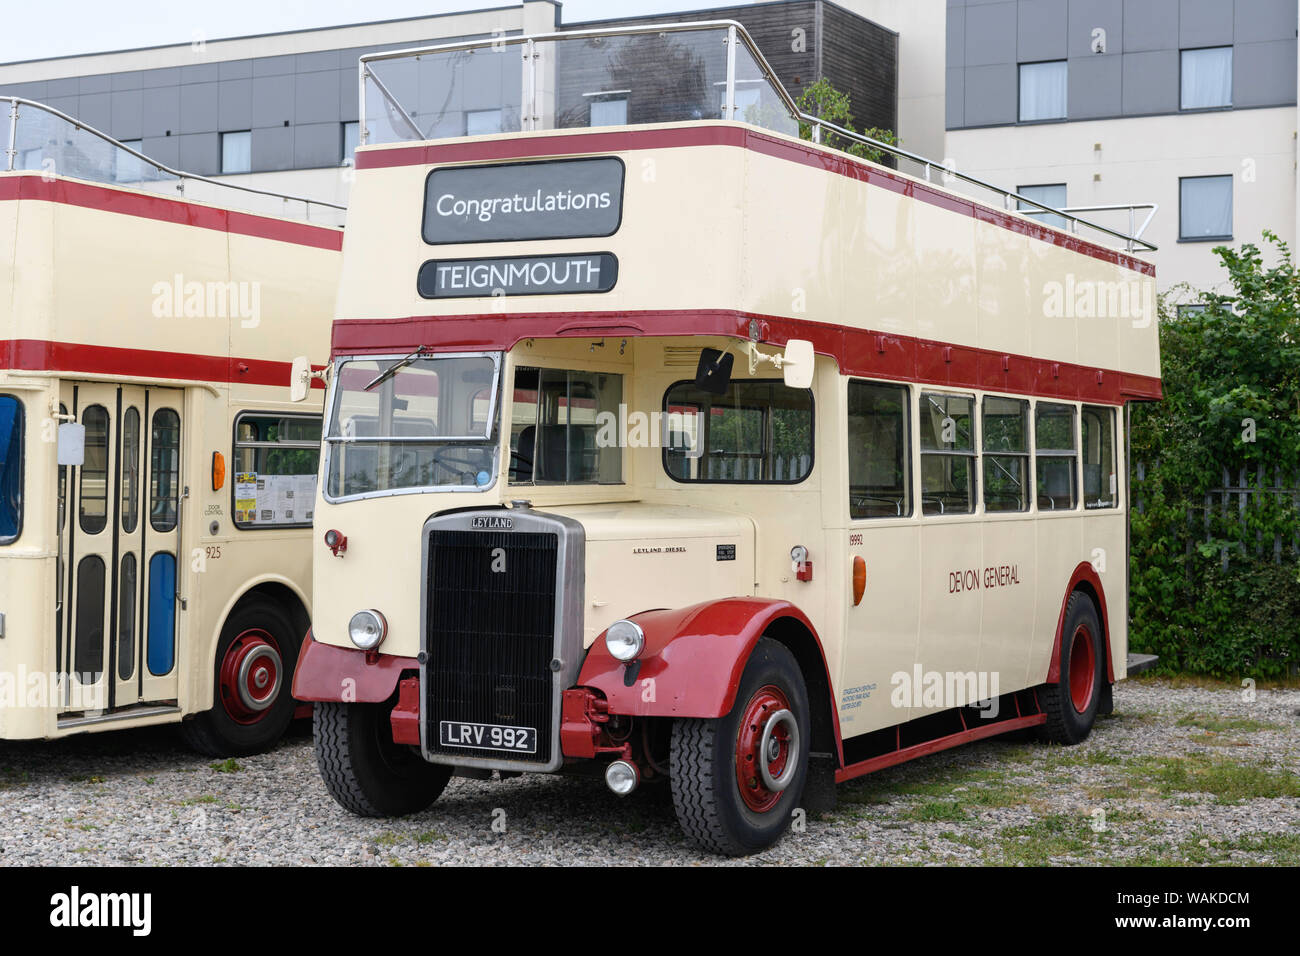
left=1, top=0, right=763, bottom=63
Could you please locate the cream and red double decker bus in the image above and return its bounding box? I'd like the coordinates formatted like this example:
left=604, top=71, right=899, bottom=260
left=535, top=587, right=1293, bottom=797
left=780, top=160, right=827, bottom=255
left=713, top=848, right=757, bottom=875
left=0, top=98, right=343, bottom=754
left=292, top=22, right=1161, bottom=855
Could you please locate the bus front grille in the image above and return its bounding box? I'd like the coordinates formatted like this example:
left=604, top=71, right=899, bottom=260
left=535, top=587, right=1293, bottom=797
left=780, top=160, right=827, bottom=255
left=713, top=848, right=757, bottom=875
left=422, top=528, right=558, bottom=765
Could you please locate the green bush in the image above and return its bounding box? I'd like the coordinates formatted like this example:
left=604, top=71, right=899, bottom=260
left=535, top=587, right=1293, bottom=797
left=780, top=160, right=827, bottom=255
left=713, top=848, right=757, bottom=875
left=1130, top=232, right=1300, bottom=677
left=795, top=78, right=897, bottom=165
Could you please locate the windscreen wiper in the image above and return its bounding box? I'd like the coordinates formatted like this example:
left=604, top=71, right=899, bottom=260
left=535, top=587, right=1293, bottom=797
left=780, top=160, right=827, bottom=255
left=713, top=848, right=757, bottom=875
left=364, top=346, right=429, bottom=392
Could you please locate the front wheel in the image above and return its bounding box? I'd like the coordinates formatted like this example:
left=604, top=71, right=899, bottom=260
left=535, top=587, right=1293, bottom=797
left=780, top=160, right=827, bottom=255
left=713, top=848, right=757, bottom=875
left=314, top=698, right=452, bottom=817
left=1038, top=592, right=1105, bottom=744
left=670, top=638, right=810, bottom=856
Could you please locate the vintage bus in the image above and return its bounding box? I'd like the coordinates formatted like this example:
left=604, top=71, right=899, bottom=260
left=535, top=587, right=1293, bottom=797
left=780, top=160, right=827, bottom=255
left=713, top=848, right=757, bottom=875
left=0, top=98, right=343, bottom=755
left=291, top=22, right=1161, bottom=855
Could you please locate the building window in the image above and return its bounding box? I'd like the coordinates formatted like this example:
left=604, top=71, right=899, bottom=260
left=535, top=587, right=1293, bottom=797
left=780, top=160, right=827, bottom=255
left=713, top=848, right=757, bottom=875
left=588, top=94, right=629, bottom=128
left=1018, top=183, right=1067, bottom=230
left=466, top=109, right=503, bottom=136
left=341, top=121, right=359, bottom=165
left=220, top=130, right=251, bottom=174
left=1019, top=61, right=1067, bottom=122
left=1181, top=47, right=1232, bottom=110
left=1176, top=303, right=1207, bottom=318
left=919, top=392, right=976, bottom=515
left=848, top=381, right=911, bottom=519
left=1179, top=175, right=1232, bottom=241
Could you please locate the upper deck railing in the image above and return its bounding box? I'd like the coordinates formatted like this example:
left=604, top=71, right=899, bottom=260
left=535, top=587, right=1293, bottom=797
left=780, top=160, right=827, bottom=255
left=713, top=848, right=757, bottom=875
left=2, top=97, right=346, bottom=227
left=359, top=20, right=1156, bottom=254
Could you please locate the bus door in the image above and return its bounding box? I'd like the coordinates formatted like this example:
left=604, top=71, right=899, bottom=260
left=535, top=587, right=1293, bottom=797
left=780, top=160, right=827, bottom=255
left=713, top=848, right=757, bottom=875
left=58, top=383, right=183, bottom=713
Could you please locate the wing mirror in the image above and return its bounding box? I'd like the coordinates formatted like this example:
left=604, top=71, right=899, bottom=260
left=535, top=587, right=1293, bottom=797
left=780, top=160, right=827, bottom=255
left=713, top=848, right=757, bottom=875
left=289, top=356, right=313, bottom=403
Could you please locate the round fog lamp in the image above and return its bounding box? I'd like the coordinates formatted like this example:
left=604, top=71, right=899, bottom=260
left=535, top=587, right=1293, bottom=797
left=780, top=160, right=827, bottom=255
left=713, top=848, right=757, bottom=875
left=348, top=609, right=387, bottom=651
left=604, top=620, right=645, bottom=663
left=605, top=760, right=639, bottom=796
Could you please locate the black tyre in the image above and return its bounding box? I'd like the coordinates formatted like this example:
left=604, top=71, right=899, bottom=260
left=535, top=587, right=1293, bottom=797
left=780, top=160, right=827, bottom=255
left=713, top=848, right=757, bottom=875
left=314, top=698, right=452, bottom=817
left=670, top=638, right=810, bottom=856
left=180, top=599, right=299, bottom=757
left=1038, top=592, right=1105, bottom=744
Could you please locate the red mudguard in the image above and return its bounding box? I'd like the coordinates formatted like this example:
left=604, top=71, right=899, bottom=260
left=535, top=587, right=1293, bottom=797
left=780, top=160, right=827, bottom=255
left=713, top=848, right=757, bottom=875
left=291, top=631, right=416, bottom=703
left=576, top=597, right=827, bottom=719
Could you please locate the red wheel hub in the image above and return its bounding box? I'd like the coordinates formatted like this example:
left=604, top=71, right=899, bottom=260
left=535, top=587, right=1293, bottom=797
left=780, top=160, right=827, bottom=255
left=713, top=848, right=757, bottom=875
left=219, top=628, right=283, bottom=725
left=734, top=684, right=797, bottom=813
left=1068, top=624, right=1096, bottom=714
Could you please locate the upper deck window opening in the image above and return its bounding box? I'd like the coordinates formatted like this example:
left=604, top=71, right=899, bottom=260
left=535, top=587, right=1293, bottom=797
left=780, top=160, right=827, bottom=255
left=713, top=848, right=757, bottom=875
left=1019, top=61, right=1067, bottom=122
left=662, top=379, right=813, bottom=485
left=1181, top=47, right=1232, bottom=110
left=341, top=122, right=360, bottom=165
left=467, top=109, right=504, bottom=136
left=0, top=396, right=23, bottom=544
left=920, top=392, right=976, bottom=515
left=326, top=354, right=501, bottom=500
left=587, top=92, right=630, bottom=128
left=221, top=131, right=251, bottom=175
left=1018, top=183, right=1067, bottom=230
left=510, top=367, right=623, bottom=486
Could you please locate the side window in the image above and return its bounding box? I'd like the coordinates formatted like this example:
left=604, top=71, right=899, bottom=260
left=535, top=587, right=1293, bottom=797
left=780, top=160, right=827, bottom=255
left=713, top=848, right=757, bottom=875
left=233, top=413, right=323, bottom=528
left=1082, top=405, right=1118, bottom=509
left=0, top=395, right=23, bottom=543
left=662, top=379, right=813, bottom=484
left=919, top=393, right=975, bottom=515
left=79, top=405, right=109, bottom=535
left=982, top=396, right=1030, bottom=513
left=150, top=408, right=181, bottom=533
left=511, top=368, right=623, bottom=485
left=848, top=381, right=911, bottom=518
left=1035, top=402, right=1078, bottom=511
left=121, top=406, right=140, bottom=534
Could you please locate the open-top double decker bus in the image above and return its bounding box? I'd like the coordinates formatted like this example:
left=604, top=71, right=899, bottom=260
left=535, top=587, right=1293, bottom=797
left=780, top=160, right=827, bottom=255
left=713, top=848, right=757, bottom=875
left=0, top=98, right=343, bottom=754
left=292, top=22, right=1161, bottom=855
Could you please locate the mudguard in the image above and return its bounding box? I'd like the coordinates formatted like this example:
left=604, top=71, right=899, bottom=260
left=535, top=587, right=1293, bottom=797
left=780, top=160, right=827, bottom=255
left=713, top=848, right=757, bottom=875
left=291, top=631, right=416, bottom=703
left=577, top=597, right=828, bottom=719
left=1045, top=563, right=1114, bottom=683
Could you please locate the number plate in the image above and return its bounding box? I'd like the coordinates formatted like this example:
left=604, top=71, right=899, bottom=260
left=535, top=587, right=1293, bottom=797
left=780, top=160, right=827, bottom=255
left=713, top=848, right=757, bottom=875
left=439, top=720, right=537, bottom=754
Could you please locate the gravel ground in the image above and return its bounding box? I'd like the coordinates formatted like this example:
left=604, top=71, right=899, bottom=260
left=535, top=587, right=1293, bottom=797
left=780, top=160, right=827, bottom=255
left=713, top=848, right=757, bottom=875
left=0, top=678, right=1296, bottom=866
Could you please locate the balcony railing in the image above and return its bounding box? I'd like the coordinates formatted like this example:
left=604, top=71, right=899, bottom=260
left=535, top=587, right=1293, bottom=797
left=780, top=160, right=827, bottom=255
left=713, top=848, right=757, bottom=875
left=2, top=97, right=346, bottom=226
left=359, top=20, right=1157, bottom=254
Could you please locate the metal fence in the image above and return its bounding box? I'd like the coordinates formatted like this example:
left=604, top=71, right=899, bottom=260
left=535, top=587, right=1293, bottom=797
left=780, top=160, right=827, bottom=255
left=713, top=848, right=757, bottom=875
left=1135, top=462, right=1300, bottom=570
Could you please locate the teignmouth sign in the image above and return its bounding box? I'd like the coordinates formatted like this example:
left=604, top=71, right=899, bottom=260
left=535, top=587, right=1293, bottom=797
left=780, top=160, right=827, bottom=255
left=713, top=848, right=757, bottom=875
left=417, top=253, right=618, bottom=298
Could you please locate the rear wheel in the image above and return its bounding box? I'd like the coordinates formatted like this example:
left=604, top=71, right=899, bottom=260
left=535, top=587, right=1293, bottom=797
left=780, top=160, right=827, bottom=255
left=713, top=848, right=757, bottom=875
left=670, top=638, right=810, bottom=856
left=180, top=599, right=299, bottom=757
left=1039, top=593, right=1105, bottom=744
left=314, top=698, right=452, bottom=817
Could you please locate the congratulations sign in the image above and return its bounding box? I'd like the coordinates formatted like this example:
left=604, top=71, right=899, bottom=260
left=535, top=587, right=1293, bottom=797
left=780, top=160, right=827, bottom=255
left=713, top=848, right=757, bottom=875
left=418, top=253, right=619, bottom=298
left=423, top=157, right=625, bottom=244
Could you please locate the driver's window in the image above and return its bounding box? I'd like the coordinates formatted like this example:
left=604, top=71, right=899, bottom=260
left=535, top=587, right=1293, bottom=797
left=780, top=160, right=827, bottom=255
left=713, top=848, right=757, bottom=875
left=510, top=367, right=623, bottom=485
